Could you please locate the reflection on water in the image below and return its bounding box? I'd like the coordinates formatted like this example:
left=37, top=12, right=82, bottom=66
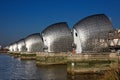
left=38, top=65, right=67, bottom=80
left=0, top=54, right=67, bottom=80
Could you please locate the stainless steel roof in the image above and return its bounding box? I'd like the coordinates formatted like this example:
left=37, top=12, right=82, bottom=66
left=42, top=22, right=73, bottom=52
left=73, top=14, right=113, bottom=52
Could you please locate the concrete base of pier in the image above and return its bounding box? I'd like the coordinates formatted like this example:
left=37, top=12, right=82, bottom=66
left=7, top=51, right=120, bottom=75
left=20, top=52, right=36, bottom=60
left=8, top=51, right=36, bottom=60
left=67, top=53, right=120, bottom=74
left=36, top=52, right=67, bottom=66
left=8, top=51, right=20, bottom=57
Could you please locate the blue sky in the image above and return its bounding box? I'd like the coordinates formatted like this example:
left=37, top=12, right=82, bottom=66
left=0, top=0, right=120, bottom=47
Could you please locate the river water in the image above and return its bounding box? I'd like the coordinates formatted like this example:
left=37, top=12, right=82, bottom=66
left=0, top=53, right=67, bottom=80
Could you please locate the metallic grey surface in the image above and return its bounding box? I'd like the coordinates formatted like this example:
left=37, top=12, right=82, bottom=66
left=9, top=44, right=13, bottom=52
left=12, top=43, right=18, bottom=51
left=42, top=22, right=73, bottom=52
left=25, top=33, right=44, bottom=52
left=17, top=39, right=26, bottom=52
left=73, top=14, right=113, bottom=53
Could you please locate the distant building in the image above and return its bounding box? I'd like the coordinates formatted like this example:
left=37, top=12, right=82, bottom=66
left=108, top=29, right=120, bottom=51
left=73, top=14, right=113, bottom=53
left=25, top=33, right=44, bottom=52
left=42, top=22, right=73, bottom=52
left=17, top=39, right=26, bottom=52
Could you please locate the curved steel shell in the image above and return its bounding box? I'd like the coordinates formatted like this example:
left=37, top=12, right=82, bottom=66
left=9, top=45, right=13, bottom=52
left=25, top=33, right=44, bottom=52
left=73, top=14, right=113, bottom=53
left=17, top=39, right=26, bottom=52
left=12, top=43, right=18, bottom=51
left=42, top=22, right=73, bottom=52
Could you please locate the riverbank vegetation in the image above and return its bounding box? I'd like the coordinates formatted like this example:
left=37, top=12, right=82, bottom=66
left=101, top=66, right=120, bottom=80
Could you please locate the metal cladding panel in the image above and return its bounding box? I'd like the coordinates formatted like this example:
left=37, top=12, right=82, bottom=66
left=73, top=14, right=113, bottom=53
left=25, top=33, right=44, bottom=52
left=42, top=22, right=73, bottom=52
left=12, top=43, right=18, bottom=51
left=17, top=39, right=26, bottom=52
left=9, top=45, right=13, bottom=51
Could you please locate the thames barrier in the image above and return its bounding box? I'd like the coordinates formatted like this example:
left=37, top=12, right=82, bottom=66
left=1, top=14, right=120, bottom=80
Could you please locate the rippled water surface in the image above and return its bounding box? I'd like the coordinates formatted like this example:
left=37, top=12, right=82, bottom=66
left=0, top=53, right=67, bottom=80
